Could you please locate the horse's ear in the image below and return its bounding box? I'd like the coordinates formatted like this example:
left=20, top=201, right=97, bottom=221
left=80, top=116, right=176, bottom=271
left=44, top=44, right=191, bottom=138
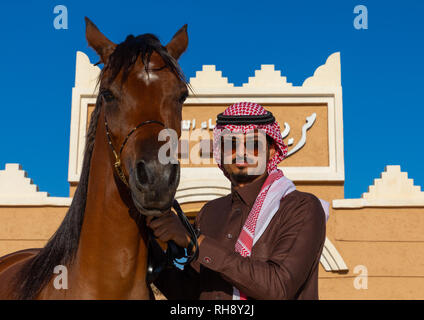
left=166, top=24, right=188, bottom=60
left=85, top=17, right=116, bottom=64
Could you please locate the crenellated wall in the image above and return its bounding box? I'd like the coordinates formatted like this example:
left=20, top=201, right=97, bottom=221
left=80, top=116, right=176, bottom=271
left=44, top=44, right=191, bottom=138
left=321, top=165, right=424, bottom=299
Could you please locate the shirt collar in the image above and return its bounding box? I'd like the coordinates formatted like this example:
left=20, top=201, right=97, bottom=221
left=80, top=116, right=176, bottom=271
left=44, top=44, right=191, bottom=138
left=232, top=173, right=268, bottom=208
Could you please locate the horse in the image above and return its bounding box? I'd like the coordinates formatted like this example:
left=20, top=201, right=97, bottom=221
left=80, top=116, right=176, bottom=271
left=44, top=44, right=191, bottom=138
left=0, top=17, right=189, bottom=299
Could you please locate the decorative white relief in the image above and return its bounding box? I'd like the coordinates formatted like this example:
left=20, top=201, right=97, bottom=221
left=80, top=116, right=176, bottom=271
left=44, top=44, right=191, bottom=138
left=74, top=51, right=101, bottom=92
left=189, top=65, right=234, bottom=89
left=0, top=164, right=71, bottom=206
left=363, top=165, right=422, bottom=201
left=320, top=237, right=349, bottom=272
left=68, top=51, right=99, bottom=184
left=188, top=53, right=341, bottom=91
left=286, top=113, right=316, bottom=157
left=333, top=165, right=424, bottom=208
left=176, top=173, right=231, bottom=204
left=302, top=52, right=341, bottom=87
left=287, top=138, right=294, bottom=146
left=242, top=65, right=292, bottom=88
left=281, top=122, right=290, bottom=139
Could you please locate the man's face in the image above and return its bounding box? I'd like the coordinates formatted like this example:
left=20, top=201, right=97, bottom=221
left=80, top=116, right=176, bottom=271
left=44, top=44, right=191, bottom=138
left=220, top=130, right=276, bottom=185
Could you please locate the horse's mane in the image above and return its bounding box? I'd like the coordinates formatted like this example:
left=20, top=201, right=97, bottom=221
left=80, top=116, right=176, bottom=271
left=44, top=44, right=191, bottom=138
left=15, top=33, right=186, bottom=300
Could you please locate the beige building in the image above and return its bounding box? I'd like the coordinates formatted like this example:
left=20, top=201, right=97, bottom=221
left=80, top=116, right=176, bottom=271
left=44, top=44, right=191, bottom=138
left=1, top=51, right=423, bottom=299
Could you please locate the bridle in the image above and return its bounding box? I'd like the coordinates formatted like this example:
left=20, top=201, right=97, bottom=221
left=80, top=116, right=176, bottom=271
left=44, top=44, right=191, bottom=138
left=104, top=111, right=165, bottom=187
left=102, top=101, right=199, bottom=284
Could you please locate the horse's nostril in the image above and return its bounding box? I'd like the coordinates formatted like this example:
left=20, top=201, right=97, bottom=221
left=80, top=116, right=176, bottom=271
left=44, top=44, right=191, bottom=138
left=136, top=161, right=149, bottom=186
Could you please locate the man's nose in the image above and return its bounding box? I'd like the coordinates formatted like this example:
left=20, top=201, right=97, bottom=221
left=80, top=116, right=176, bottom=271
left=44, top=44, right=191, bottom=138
left=235, top=139, right=246, bottom=161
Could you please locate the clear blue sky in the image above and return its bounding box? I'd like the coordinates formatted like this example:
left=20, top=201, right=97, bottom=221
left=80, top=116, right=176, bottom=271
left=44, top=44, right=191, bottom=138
left=0, top=0, right=423, bottom=199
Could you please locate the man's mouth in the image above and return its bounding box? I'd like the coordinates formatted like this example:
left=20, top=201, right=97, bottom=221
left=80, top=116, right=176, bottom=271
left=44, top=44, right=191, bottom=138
left=235, top=162, right=249, bottom=168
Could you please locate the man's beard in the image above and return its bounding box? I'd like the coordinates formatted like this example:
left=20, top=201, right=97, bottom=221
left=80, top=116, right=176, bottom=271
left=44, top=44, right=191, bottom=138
left=228, top=157, right=262, bottom=184
left=230, top=170, right=259, bottom=184
left=223, top=154, right=268, bottom=185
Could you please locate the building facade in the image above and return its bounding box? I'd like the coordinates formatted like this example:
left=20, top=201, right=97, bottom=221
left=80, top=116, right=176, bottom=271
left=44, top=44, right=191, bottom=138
left=1, top=51, right=423, bottom=299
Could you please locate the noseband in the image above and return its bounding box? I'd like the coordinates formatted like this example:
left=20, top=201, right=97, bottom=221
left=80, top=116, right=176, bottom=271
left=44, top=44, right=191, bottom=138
left=103, top=107, right=199, bottom=284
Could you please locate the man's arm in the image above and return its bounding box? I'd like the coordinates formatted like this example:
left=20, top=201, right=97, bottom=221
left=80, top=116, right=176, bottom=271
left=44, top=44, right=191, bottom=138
left=196, top=194, right=326, bottom=300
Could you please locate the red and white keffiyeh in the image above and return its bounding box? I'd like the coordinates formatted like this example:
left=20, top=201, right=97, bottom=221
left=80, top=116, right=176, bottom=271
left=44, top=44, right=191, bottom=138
left=213, top=102, right=288, bottom=173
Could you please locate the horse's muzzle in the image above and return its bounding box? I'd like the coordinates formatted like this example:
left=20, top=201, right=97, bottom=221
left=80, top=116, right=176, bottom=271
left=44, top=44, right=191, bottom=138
left=129, top=159, right=180, bottom=216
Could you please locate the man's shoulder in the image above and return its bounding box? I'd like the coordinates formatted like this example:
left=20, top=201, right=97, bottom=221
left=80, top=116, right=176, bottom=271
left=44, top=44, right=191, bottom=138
left=280, top=190, right=325, bottom=219
left=200, top=193, right=232, bottom=213
left=284, top=189, right=321, bottom=203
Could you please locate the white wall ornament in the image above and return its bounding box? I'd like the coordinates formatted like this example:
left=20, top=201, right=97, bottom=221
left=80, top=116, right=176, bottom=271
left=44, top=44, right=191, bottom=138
left=74, top=51, right=101, bottom=92
left=68, top=51, right=100, bottom=183
left=302, top=52, right=341, bottom=87
left=189, top=65, right=234, bottom=89
left=243, top=65, right=292, bottom=89
left=333, top=165, right=424, bottom=208
left=0, top=163, right=71, bottom=206
left=286, top=113, right=317, bottom=157
left=320, top=238, right=349, bottom=272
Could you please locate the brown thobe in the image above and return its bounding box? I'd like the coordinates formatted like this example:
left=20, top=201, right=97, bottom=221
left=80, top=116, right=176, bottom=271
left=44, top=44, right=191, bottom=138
left=155, top=174, right=326, bottom=300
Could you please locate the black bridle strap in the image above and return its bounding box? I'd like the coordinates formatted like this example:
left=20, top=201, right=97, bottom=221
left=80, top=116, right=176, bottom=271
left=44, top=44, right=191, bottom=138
left=118, top=120, right=166, bottom=155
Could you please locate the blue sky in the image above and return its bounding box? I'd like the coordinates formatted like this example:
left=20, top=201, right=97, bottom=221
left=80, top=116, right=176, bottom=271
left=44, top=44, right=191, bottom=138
left=0, top=0, right=423, bottom=198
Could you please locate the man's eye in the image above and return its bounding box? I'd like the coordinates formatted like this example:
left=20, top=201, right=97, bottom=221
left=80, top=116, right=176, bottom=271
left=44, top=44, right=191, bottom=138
left=255, top=140, right=264, bottom=150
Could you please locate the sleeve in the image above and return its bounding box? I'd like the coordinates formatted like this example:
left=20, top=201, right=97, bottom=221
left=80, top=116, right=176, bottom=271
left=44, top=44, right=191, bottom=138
left=194, top=194, right=326, bottom=300
left=153, top=264, right=201, bottom=300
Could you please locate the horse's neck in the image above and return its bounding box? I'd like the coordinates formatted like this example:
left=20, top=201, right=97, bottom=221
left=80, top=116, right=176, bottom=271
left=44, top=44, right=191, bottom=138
left=71, top=110, right=150, bottom=299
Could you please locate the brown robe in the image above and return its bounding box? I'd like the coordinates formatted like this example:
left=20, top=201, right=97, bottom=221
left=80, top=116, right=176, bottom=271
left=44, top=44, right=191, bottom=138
left=155, top=174, right=326, bottom=300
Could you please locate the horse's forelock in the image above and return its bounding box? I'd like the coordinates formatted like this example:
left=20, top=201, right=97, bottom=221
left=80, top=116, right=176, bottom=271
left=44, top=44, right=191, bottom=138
left=101, top=33, right=186, bottom=87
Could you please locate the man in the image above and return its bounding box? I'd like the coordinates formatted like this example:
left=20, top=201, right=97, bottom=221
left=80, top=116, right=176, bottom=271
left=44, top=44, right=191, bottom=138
left=147, top=102, right=327, bottom=300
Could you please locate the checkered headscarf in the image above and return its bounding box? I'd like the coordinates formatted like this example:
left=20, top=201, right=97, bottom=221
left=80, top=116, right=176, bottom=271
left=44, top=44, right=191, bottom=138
left=213, top=102, right=288, bottom=173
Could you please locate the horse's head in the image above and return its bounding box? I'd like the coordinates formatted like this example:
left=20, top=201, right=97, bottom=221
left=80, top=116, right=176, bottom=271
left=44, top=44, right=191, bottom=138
left=85, top=18, right=188, bottom=217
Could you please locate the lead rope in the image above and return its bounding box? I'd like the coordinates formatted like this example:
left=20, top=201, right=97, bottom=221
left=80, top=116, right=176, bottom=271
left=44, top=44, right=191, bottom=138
left=171, top=199, right=199, bottom=265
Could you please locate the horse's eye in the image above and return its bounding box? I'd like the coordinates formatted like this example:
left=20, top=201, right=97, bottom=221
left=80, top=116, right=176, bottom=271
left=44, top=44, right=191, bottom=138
left=178, top=92, right=188, bottom=104
left=101, top=90, right=115, bottom=102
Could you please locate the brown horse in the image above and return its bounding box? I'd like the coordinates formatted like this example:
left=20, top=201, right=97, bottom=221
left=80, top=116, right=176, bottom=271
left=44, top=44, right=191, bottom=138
left=0, top=18, right=188, bottom=299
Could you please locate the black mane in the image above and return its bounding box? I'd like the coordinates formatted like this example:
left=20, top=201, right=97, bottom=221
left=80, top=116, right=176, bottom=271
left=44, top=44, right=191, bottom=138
left=15, top=33, right=186, bottom=300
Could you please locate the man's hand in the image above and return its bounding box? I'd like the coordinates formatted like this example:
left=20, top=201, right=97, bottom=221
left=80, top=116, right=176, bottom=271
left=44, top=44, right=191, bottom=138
left=146, top=210, right=191, bottom=248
